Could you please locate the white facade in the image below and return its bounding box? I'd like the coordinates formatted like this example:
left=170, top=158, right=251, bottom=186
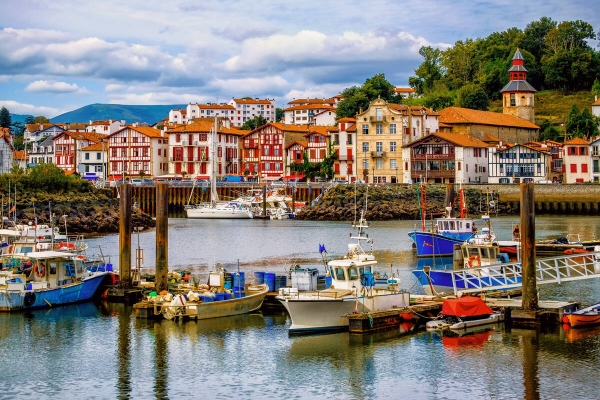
left=86, top=120, right=125, bottom=135
left=487, top=144, right=549, bottom=184
left=590, top=138, right=600, bottom=182
left=24, top=124, right=64, bottom=143
left=0, top=128, right=14, bottom=173
left=563, top=138, right=591, bottom=184
left=330, top=119, right=357, bottom=181
left=228, top=98, right=276, bottom=127
left=283, top=105, right=336, bottom=125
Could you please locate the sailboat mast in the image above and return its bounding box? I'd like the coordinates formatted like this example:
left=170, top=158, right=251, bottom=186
left=210, top=116, right=218, bottom=204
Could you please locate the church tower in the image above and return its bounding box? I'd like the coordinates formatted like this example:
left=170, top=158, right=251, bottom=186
left=500, top=49, right=536, bottom=124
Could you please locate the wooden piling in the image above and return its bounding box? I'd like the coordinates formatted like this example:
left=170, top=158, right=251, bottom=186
left=119, top=183, right=132, bottom=288
left=262, top=186, right=267, bottom=217
left=155, top=183, right=169, bottom=293
left=520, top=182, right=537, bottom=310
left=444, top=184, right=455, bottom=211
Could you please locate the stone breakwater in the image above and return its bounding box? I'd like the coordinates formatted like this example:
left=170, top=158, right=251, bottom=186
left=11, top=189, right=156, bottom=236
left=295, top=183, right=600, bottom=221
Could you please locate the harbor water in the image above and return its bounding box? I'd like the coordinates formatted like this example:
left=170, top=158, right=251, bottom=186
left=2, top=215, right=600, bottom=399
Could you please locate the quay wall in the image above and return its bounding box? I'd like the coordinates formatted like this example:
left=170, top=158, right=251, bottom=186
left=465, top=184, right=600, bottom=215
left=112, top=185, right=325, bottom=215
left=111, top=183, right=600, bottom=217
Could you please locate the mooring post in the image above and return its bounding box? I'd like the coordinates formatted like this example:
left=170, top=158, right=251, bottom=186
left=521, top=182, right=537, bottom=310
left=155, top=183, right=169, bottom=293
left=444, top=184, right=455, bottom=213
left=119, top=183, right=132, bottom=288
left=262, top=185, right=267, bottom=217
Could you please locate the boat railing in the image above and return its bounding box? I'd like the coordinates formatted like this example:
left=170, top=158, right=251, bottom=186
left=452, top=251, right=600, bottom=295
left=278, top=288, right=355, bottom=300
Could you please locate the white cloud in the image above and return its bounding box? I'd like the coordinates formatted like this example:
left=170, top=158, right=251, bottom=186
left=222, top=30, right=450, bottom=73
left=108, top=92, right=205, bottom=105
left=25, top=80, right=88, bottom=94
left=209, top=76, right=289, bottom=97
left=0, top=100, right=61, bottom=117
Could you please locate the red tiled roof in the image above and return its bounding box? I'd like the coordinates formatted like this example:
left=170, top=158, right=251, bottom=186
left=232, top=98, right=272, bottom=105
left=395, top=87, right=416, bottom=93
left=592, top=98, right=600, bottom=106
left=408, top=132, right=491, bottom=148
left=439, top=107, right=539, bottom=129
left=288, top=98, right=336, bottom=105
left=283, top=104, right=335, bottom=112
left=564, top=137, right=589, bottom=145
left=166, top=119, right=245, bottom=136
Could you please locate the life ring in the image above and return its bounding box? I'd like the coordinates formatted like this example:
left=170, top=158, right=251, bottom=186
left=35, top=264, right=46, bottom=278
left=77, top=255, right=86, bottom=262
left=6, top=245, right=14, bottom=254
left=467, top=255, right=481, bottom=268
left=53, top=243, right=61, bottom=250
left=24, top=292, right=36, bottom=307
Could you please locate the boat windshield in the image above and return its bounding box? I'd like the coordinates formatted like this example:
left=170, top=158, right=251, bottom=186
left=348, top=267, right=359, bottom=281
left=334, top=267, right=345, bottom=281
left=359, top=266, right=372, bottom=274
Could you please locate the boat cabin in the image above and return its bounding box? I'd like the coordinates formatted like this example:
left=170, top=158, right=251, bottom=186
left=436, top=217, right=475, bottom=238
left=327, top=243, right=377, bottom=291
left=0, top=251, right=87, bottom=290
left=453, top=242, right=504, bottom=269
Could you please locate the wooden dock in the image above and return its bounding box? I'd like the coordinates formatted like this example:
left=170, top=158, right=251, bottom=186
left=347, top=302, right=442, bottom=333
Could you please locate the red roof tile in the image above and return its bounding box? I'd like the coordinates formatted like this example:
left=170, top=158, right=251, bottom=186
left=439, top=107, right=539, bottom=129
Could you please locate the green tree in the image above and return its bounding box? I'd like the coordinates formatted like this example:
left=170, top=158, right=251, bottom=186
left=519, top=17, right=557, bottom=63
left=10, top=162, right=24, bottom=175
left=538, top=119, right=562, bottom=141
left=442, top=39, right=477, bottom=90
left=241, top=115, right=267, bottom=130
left=33, top=116, right=50, bottom=124
left=593, top=78, right=600, bottom=97
left=579, top=108, right=599, bottom=138
left=24, top=116, right=35, bottom=125
left=409, top=46, right=444, bottom=95
left=455, top=83, right=490, bottom=110
left=0, top=106, right=11, bottom=128
left=421, top=83, right=455, bottom=111
left=564, top=104, right=581, bottom=136
left=335, top=74, right=399, bottom=119
left=276, top=108, right=283, bottom=122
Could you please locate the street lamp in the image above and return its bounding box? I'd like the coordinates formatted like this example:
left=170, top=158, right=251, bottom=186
left=395, top=167, right=398, bottom=184
left=372, top=166, right=375, bottom=186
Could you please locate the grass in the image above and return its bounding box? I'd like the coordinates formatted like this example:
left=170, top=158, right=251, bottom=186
left=490, top=90, right=597, bottom=127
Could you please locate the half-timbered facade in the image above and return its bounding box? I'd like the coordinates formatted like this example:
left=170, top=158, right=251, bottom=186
left=106, top=126, right=169, bottom=179
left=52, top=131, right=105, bottom=173
left=488, top=143, right=550, bottom=184
left=24, top=124, right=64, bottom=143
left=563, top=138, right=590, bottom=184
left=242, top=123, right=309, bottom=182
left=285, top=141, right=307, bottom=179
left=28, top=136, right=54, bottom=167
left=403, top=132, right=490, bottom=184
left=167, top=118, right=245, bottom=179
left=329, top=118, right=356, bottom=181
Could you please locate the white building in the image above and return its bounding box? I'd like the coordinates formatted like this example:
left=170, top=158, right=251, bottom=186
left=329, top=118, right=357, bottom=181
left=228, top=98, right=276, bottom=127
left=563, top=137, right=590, bottom=184
left=487, top=143, right=550, bottom=184
left=282, top=104, right=336, bottom=125
left=86, top=120, right=125, bottom=135
left=0, top=127, right=14, bottom=173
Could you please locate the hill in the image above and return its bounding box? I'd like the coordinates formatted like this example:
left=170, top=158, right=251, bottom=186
left=490, top=90, right=597, bottom=126
left=9, top=113, right=34, bottom=125
left=50, top=103, right=185, bottom=125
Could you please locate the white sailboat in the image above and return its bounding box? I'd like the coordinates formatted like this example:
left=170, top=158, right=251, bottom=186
left=185, top=117, right=253, bottom=219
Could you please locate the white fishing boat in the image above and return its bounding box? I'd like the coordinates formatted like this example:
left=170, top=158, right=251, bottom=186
left=276, top=210, right=410, bottom=334
left=185, top=117, right=253, bottom=219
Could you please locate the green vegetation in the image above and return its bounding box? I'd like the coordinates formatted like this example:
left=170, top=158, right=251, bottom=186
left=335, top=74, right=401, bottom=119
left=408, top=17, right=599, bottom=109
left=0, top=163, right=93, bottom=195
left=0, top=107, right=12, bottom=128
left=241, top=115, right=267, bottom=130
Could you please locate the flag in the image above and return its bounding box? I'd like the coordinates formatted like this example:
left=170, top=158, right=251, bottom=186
left=34, top=216, right=37, bottom=228
left=9, top=205, right=15, bottom=214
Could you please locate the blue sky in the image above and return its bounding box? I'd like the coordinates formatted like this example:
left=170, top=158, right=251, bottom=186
left=0, top=0, right=598, bottom=118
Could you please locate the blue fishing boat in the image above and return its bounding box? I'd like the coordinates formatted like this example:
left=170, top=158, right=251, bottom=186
left=409, top=186, right=476, bottom=257
left=0, top=251, right=108, bottom=312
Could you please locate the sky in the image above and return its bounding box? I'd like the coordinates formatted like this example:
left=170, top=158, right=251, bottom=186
left=0, top=0, right=599, bottom=119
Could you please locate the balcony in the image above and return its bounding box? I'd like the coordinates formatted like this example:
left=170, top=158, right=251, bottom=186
left=369, top=116, right=387, bottom=122
left=411, top=170, right=455, bottom=179
left=182, top=140, right=189, bottom=146
left=411, top=153, right=455, bottom=160
left=370, top=151, right=386, bottom=158
left=338, top=155, right=354, bottom=161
